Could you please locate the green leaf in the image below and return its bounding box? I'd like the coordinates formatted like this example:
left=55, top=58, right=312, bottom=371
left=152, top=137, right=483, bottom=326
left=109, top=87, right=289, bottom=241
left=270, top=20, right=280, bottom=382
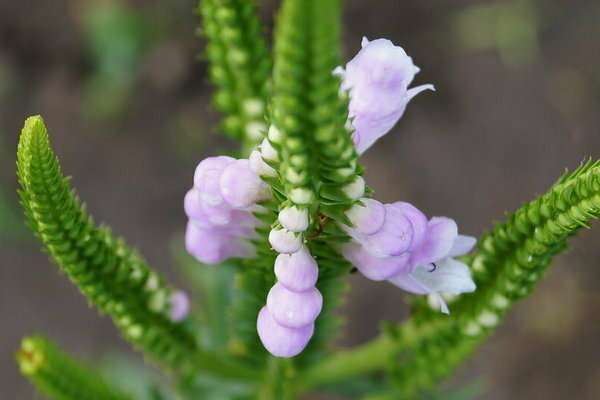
left=17, top=336, right=135, bottom=400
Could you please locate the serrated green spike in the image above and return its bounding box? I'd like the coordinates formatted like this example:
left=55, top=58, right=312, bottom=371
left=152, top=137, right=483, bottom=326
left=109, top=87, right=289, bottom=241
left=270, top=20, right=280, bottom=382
left=17, top=336, right=134, bottom=400
left=198, top=0, right=271, bottom=153
left=16, top=116, right=259, bottom=381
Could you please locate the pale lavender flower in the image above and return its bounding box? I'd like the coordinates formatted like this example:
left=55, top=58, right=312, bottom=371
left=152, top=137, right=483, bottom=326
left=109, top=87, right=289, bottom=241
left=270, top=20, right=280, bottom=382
left=346, top=198, right=386, bottom=236
left=268, top=228, right=303, bottom=254
left=168, top=290, right=190, bottom=322
left=185, top=221, right=254, bottom=264
left=334, top=37, right=434, bottom=154
left=194, top=156, right=236, bottom=206
left=357, top=203, right=427, bottom=257
left=342, top=242, right=411, bottom=280
left=266, top=283, right=322, bottom=329
left=256, top=307, right=314, bottom=358
left=219, top=159, right=271, bottom=209
left=388, top=234, right=477, bottom=314
left=274, top=246, right=319, bottom=292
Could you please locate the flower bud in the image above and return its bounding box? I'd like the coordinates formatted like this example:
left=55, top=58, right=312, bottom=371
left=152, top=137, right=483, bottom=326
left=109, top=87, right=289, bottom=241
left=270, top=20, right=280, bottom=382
left=266, top=283, right=322, bottom=328
left=249, top=150, right=277, bottom=177
left=219, top=159, right=271, bottom=208
left=257, top=307, right=314, bottom=358
left=274, top=246, right=319, bottom=292
left=345, top=198, right=386, bottom=236
left=185, top=222, right=253, bottom=264
left=269, top=228, right=303, bottom=254
left=193, top=156, right=235, bottom=205
left=278, top=206, right=309, bottom=232
left=168, top=291, right=190, bottom=322
left=342, top=176, right=366, bottom=200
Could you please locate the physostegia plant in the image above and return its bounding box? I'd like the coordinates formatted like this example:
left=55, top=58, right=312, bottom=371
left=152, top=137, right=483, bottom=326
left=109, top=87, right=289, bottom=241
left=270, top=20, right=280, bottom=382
left=14, top=1, right=600, bottom=399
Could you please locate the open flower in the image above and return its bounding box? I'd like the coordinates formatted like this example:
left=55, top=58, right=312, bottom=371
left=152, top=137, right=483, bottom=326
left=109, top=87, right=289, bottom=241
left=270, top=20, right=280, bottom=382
left=334, top=37, right=434, bottom=154
left=388, top=234, right=477, bottom=314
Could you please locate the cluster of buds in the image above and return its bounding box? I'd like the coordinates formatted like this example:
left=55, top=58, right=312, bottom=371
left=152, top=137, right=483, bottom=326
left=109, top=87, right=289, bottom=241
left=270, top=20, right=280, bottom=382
left=184, top=156, right=271, bottom=264
left=253, top=128, right=324, bottom=358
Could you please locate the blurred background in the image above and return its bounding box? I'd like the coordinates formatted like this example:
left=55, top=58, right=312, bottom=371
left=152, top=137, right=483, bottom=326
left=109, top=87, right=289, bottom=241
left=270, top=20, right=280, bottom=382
left=1, top=0, right=599, bottom=398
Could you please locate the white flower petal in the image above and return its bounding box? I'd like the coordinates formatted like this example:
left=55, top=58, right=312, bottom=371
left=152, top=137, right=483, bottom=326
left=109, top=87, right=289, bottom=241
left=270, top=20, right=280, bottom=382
left=447, top=235, right=477, bottom=258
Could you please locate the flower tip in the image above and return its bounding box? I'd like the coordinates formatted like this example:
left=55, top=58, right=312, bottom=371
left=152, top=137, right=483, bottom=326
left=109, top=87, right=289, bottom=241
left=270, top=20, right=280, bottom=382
left=169, top=291, right=190, bottom=322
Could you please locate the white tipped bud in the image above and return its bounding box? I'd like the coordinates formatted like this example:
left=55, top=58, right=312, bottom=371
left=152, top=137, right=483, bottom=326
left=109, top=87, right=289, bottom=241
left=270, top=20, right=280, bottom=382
left=342, top=176, right=365, bottom=200
left=260, top=138, right=279, bottom=161
left=279, top=206, right=309, bottom=232
left=267, top=124, right=283, bottom=143
left=249, top=150, right=277, bottom=177
left=269, top=228, right=303, bottom=254
left=288, top=187, right=314, bottom=205
left=245, top=121, right=267, bottom=140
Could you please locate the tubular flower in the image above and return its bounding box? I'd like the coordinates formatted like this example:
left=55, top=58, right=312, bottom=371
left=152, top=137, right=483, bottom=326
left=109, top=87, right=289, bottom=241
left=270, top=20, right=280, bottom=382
left=184, top=156, right=269, bottom=264
left=334, top=37, right=434, bottom=154
left=342, top=203, right=476, bottom=313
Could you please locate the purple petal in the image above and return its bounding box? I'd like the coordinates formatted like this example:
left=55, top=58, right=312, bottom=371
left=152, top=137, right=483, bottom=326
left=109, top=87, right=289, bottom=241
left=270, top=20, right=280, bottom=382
left=345, top=198, right=386, bottom=236
left=269, top=228, right=303, bottom=254
left=338, top=38, right=432, bottom=154
left=447, top=235, right=477, bottom=258
left=390, top=201, right=428, bottom=252
left=168, top=291, right=190, bottom=322
left=266, top=283, right=322, bottom=328
left=194, top=156, right=235, bottom=206
left=184, top=189, right=212, bottom=227
left=342, top=242, right=411, bottom=281
left=360, top=204, right=414, bottom=257
left=185, top=221, right=253, bottom=264
left=219, top=159, right=271, bottom=208
left=274, top=246, right=319, bottom=292
left=257, top=307, right=314, bottom=358
left=409, top=217, right=458, bottom=268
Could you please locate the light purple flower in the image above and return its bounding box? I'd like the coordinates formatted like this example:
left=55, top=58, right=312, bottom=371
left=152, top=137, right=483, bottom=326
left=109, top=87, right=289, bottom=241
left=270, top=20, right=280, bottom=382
left=185, top=221, right=254, bottom=264
left=168, top=290, right=190, bottom=322
left=388, top=234, right=477, bottom=314
left=358, top=203, right=426, bottom=257
left=407, top=217, right=458, bottom=269
left=194, top=156, right=235, bottom=206
left=266, top=283, right=322, bottom=329
left=342, top=242, right=411, bottom=280
left=274, top=245, right=319, bottom=292
left=334, top=37, right=434, bottom=154
left=269, top=228, right=303, bottom=254
left=257, top=307, right=314, bottom=358
left=345, top=198, right=386, bottom=236
left=219, top=159, right=271, bottom=209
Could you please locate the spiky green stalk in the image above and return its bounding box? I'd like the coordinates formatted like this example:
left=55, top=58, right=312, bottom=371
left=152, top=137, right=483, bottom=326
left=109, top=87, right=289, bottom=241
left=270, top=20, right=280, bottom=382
left=16, top=116, right=259, bottom=381
left=199, top=0, right=271, bottom=152
left=17, top=336, right=133, bottom=400
left=299, top=159, right=600, bottom=395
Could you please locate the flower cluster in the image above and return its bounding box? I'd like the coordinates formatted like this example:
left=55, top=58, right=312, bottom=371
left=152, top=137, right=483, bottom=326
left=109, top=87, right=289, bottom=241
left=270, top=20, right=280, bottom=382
left=184, top=37, right=477, bottom=357
left=184, top=156, right=270, bottom=264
